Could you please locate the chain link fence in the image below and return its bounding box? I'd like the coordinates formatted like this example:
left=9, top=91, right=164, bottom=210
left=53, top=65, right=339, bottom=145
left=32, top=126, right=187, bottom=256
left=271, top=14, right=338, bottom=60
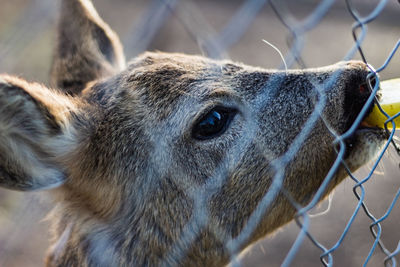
left=0, top=0, right=399, bottom=266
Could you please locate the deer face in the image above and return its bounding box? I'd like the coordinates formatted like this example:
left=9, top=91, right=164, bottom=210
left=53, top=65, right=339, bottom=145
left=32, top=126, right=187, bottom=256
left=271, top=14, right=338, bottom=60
left=0, top=0, right=386, bottom=266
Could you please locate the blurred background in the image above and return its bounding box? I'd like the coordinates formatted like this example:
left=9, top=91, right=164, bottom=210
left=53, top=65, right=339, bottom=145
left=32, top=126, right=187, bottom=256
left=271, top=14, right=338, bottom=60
left=0, top=0, right=399, bottom=266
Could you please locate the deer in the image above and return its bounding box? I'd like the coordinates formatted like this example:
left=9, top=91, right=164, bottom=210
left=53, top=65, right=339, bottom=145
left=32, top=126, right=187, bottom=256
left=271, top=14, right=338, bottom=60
left=0, top=0, right=387, bottom=266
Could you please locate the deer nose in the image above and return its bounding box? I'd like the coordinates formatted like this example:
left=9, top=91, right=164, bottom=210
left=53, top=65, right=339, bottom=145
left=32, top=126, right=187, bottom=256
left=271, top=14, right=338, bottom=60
left=342, top=62, right=376, bottom=132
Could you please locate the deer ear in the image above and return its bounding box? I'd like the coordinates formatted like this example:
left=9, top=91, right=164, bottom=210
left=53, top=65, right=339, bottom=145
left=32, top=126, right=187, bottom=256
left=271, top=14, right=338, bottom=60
left=0, top=76, right=78, bottom=191
left=50, top=0, right=125, bottom=95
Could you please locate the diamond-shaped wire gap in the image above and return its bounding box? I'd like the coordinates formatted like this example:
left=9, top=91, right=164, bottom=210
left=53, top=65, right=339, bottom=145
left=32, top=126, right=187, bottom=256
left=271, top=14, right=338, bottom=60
left=123, top=0, right=178, bottom=58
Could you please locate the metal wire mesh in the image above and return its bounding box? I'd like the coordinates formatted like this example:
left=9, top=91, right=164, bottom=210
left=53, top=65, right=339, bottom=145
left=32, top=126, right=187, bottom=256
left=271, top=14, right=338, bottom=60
left=149, top=0, right=400, bottom=266
left=0, top=0, right=399, bottom=266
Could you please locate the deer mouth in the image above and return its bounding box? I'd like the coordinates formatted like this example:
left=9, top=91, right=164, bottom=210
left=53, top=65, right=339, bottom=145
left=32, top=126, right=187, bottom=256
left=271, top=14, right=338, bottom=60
left=341, top=81, right=388, bottom=163
left=341, top=128, right=386, bottom=174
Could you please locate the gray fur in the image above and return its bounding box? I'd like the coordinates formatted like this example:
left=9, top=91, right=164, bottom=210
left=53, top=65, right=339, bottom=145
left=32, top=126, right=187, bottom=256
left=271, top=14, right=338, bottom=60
left=0, top=0, right=387, bottom=266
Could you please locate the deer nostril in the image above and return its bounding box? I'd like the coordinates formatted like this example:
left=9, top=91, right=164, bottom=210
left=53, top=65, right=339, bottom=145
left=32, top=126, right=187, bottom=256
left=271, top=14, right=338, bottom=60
left=359, top=84, right=367, bottom=94
left=358, top=76, right=377, bottom=94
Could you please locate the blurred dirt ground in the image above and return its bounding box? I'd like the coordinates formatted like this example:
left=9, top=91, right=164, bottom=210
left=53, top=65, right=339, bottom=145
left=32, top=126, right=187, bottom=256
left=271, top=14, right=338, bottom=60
left=0, top=0, right=399, bottom=266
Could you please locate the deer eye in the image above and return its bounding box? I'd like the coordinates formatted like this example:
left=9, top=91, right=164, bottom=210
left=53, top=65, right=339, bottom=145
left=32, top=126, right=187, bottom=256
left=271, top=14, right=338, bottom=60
left=192, top=107, right=237, bottom=140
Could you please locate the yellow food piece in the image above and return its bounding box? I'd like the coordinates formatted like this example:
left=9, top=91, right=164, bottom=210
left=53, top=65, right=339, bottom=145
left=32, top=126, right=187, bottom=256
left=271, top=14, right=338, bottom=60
left=365, top=103, right=400, bottom=128
left=364, top=78, right=400, bottom=129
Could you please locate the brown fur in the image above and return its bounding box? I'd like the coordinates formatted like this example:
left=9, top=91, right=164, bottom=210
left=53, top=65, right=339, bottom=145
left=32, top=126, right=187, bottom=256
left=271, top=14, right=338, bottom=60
left=0, top=0, right=387, bottom=266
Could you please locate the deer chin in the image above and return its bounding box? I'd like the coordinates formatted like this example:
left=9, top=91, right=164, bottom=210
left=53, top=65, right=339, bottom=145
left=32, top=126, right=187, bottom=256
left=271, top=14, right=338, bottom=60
left=343, top=127, right=387, bottom=172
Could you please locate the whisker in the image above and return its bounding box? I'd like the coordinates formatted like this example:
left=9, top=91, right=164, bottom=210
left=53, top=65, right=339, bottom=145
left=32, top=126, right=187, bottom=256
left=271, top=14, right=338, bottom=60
left=262, top=39, right=288, bottom=74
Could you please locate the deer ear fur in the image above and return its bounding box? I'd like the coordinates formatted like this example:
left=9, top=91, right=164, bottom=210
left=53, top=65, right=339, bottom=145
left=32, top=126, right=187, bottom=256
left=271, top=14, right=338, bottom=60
left=50, top=0, right=125, bottom=95
left=0, top=75, right=78, bottom=191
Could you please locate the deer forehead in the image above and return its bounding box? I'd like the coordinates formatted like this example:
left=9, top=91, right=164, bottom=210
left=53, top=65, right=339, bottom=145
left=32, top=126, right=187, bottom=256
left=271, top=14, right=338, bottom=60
left=87, top=53, right=253, bottom=123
